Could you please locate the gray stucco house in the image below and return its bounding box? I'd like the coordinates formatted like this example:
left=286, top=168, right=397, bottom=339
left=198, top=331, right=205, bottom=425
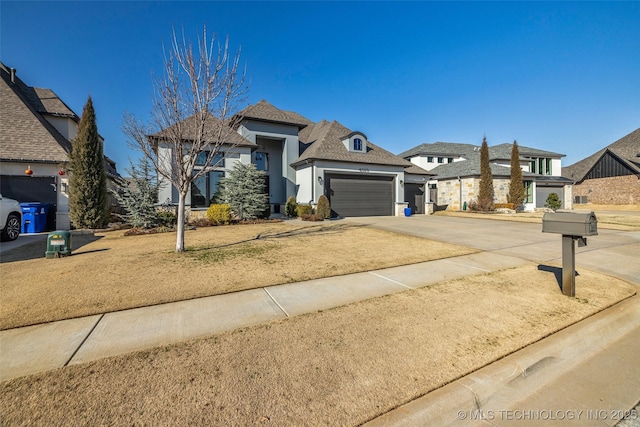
left=157, top=100, right=433, bottom=217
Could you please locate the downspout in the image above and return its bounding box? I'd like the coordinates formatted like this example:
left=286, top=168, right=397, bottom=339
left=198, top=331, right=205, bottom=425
left=311, top=161, right=315, bottom=203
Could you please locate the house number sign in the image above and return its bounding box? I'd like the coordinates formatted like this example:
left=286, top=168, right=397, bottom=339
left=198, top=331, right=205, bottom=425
left=359, top=168, right=370, bottom=173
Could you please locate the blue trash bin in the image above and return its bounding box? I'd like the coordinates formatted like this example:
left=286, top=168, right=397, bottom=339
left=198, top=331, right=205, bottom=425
left=20, top=203, right=50, bottom=233
left=404, top=207, right=412, bottom=217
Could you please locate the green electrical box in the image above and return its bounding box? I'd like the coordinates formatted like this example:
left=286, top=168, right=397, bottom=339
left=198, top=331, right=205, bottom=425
left=45, top=230, right=72, bottom=258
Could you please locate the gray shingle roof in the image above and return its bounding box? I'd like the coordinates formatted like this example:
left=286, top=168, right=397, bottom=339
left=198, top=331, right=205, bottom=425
left=398, top=142, right=479, bottom=159
left=428, top=152, right=541, bottom=180
left=404, top=163, right=433, bottom=176
left=399, top=141, right=564, bottom=161
left=292, top=120, right=412, bottom=168
left=489, top=143, right=565, bottom=160
left=562, top=128, right=640, bottom=181
left=0, top=62, right=72, bottom=162
left=150, top=113, right=254, bottom=147
left=238, top=100, right=313, bottom=128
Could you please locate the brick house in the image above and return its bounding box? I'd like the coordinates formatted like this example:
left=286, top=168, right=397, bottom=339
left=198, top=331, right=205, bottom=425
left=562, top=128, right=640, bottom=205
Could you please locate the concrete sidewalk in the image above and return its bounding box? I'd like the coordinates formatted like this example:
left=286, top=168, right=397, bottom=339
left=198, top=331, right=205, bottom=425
left=1, top=250, right=527, bottom=381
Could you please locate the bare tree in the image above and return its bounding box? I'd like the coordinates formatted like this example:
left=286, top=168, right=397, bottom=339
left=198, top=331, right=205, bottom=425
left=123, top=26, right=247, bottom=251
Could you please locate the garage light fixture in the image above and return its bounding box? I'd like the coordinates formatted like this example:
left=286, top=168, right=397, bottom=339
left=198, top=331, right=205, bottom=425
left=317, top=176, right=323, bottom=185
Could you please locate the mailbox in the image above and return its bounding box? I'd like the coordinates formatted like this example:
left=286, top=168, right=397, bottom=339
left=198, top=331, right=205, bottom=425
left=541, top=211, right=597, bottom=298
left=542, top=212, right=597, bottom=237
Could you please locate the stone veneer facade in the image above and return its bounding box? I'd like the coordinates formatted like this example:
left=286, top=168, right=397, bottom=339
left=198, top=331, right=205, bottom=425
left=437, top=177, right=511, bottom=211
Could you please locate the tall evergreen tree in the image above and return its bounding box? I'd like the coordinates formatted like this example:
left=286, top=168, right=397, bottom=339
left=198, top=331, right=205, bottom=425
left=69, top=96, right=109, bottom=228
left=507, top=140, right=525, bottom=208
left=219, top=163, right=269, bottom=220
left=477, top=136, right=495, bottom=211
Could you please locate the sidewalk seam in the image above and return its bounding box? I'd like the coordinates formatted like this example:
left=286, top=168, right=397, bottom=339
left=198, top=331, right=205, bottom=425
left=63, top=313, right=104, bottom=367
left=369, top=272, right=414, bottom=289
left=263, top=288, right=290, bottom=317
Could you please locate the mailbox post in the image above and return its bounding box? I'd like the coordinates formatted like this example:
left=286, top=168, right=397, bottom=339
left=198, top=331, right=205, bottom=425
left=542, top=212, right=598, bottom=297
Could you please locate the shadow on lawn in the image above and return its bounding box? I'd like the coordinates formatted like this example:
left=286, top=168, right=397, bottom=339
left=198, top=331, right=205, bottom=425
left=186, top=222, right=366, bottom=253
left=0, top=234, right=105, bottom=263
left=537, top=264, right=580, bottom=292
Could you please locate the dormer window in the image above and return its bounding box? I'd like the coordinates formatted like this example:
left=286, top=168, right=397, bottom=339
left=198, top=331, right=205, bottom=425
left=342, top=132, right=368, bottom=152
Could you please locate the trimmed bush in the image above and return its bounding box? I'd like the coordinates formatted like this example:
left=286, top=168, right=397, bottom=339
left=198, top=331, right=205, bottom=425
left=285, top=196, right=298, bottom=217
left=296, top=204, right=312, bottom=217
left=545, top=193, right=562, bottom=211
left=156, top=209, right=177, bottom=227
left=206, top=204, right=232, bottom=225
left=316, top=195, right=331, bottom=219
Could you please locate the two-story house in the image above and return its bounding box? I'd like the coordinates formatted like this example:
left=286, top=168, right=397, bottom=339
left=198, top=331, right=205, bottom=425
left=399, top=142, right=573, bottom=211
left=0, top=62, right=119, bottom=230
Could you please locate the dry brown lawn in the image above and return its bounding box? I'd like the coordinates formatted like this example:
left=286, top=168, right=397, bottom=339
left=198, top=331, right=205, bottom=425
left=0, top=221, right=476, bottom=330
left=0, top=265, right=635, bottom=426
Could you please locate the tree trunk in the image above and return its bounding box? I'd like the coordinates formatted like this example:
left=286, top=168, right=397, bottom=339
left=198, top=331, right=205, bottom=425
left=176, top=192, right=186, bottom=252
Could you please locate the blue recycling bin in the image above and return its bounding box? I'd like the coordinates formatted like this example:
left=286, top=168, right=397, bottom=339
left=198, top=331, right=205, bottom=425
left=404, top=207, right=412, bottom=217
left=20, top=203, right=50, bottom=233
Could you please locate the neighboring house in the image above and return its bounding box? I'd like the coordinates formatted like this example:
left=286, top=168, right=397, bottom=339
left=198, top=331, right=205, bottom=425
left=399, top=142, right=573, bottom=211
left=562, top=128, right=640, bottom=205
left=157, top=100, right=433, bottom=217
left=0, top=62, right=119, bottom=230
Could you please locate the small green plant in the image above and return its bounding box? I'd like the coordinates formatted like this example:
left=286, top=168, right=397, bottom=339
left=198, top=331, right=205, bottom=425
left=316, top=195, right=331, bottom=219
left=206, top=204, right=232, bottom=225
left=545, top=193, right=562, bottom=211
left=296, top=204, right=312, bottom=217
left=285, top=196, right=298, bottom=217
left=156, top=209, right=177, bottom=227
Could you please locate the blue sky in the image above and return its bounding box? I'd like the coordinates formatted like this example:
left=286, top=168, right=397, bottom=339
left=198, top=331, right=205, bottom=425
left=2, top=1, right=639, bottom=172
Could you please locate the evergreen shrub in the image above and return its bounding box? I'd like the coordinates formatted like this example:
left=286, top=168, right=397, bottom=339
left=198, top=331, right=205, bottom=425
left=285, top=196, right=298, bottom=217
left=316, top=195, right=331, bottom=219
left=296, top=204, right=312, bottom=217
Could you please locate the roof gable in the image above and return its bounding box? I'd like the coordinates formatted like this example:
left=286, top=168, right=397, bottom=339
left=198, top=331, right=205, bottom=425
left=293, top=120, right=411, bottom=168
left=562, top=128, right=640, bottom=181
left=0, top=62, right=72, bottom=162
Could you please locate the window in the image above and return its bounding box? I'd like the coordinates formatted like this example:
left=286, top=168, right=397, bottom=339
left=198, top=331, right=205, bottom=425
left=448, top=157, right=454, bottom=163
left=191, top=170, right=224, bottom=208
left=438, top=157, right=444, bottom=163
left=524, top=181, right=533, bottom=203
left=427, top=156, right=434, bottom=163
left=195, top=151, right=224, bottom=168
left=255, top=152, right=269, bottom=171
left=353, top=138, right=362, bottom=151
left=545, top=158, right=552, bottom=175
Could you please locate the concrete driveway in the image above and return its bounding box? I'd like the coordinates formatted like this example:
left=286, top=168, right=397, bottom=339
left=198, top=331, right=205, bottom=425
left=344, top=215, right=640, bottom=285
left=0, top=232, right=48, bottom=256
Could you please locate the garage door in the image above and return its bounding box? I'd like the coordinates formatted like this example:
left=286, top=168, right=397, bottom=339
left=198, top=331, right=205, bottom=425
left=326, top=174, right=394, bottom=217
left=537, top=186, right=564, bottom=209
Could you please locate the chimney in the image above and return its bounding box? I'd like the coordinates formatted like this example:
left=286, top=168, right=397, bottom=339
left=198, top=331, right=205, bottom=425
left=10, top=68, right=16, bottom=83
